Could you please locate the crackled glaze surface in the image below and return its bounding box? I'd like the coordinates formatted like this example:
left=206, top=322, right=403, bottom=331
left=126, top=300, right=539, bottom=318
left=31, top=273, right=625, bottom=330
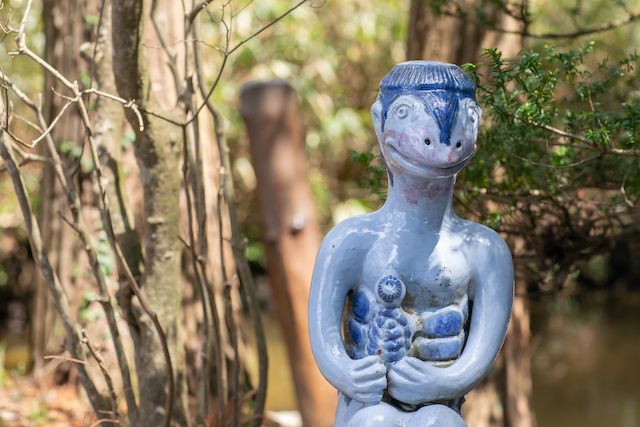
left=309, top=61, right=514, bottom=427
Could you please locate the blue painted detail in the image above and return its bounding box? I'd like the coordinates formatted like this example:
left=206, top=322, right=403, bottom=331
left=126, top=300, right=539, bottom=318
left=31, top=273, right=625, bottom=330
left=374, top=316, right=385, bottom=328
left=364, top=274, right=411, bottom=365
left=345, top=396, right=352, bottom=406
left=397, top=312, right=408, bottom=326
left=365, top=337, right=380, bottom=357
left=383, top=337, right=405, bottom=352
left=413, top=335, right=463, bottom=361
left=381, top=351, right=398, bottom=364
left=461, top=295, right=469, bottom=324
left=384, top=325, right=403, bottom=340
left=345, top=344, right=355, bottom=359
left=379, top=149, right=393, bottom=187
left=378, top=62, right=476, bottom=145
left=424, top=309, right=464, bottom=337
left=376, top=275, right=404, bottom=305
left=347, top=318, right=366, bottom=346
left=352, top=291, right=371, bottom=323
left=366, top=309, right=411, bottom=364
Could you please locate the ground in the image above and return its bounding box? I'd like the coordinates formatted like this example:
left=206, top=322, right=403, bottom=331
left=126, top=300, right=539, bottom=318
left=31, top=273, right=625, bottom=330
left=0, top=374, right=91, bottom=427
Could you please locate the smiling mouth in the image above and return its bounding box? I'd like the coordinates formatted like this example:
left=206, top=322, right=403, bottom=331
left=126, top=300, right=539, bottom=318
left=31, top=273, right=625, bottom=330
left=387, top=145, right=472, bottom=173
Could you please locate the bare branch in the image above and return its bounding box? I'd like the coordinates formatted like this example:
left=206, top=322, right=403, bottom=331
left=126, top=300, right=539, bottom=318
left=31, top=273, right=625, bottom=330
left=515, top=115, right=640, bottom=157
left=43, top=355, right=90, bottom=365
left=84, top=88, right=145, bottom=130
left=180, top=124, right=211, bottom=423
left=30, top=99, right=75, bottom=147
left=150, top=0, right=181, bottom=93
left=14, top=0, right=34, bottom=45
left=0, top=139, right=55, bottom=172
left=82, top=330, right=121, bottom=426
left=187, top=0, right=309, bottom=126
left=10, top=113, right=43, bottom=133
left=187, top=0, right=213, bottom=27
left=440, top=8, right=640, bottom=39
left=0, top=132, right=109, bottom=418
left=497, top=146, right=603, bottom=169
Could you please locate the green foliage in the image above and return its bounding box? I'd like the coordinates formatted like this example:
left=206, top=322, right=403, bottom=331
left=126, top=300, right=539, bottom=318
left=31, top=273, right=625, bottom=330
left=199, top=0, right=407, bottom=242
left=58, top=141, right=95, bottom=173
left=349, top=150, right=387, bottom=203
left=462, top=45, right=639, bottom=217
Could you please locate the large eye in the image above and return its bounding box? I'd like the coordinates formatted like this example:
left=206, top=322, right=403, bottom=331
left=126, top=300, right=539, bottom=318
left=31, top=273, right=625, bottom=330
left=396, top=105, right=409, bottom=119
left=468, top=106, right=479, bottom=123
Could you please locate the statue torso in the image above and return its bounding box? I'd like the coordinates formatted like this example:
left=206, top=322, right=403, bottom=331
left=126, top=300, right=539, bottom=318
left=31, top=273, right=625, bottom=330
left=343, top=212, right=473, bottom=367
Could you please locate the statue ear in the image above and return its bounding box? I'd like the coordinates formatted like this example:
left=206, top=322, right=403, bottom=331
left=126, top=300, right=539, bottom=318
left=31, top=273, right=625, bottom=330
left=371, top=100, right=383, bottom=140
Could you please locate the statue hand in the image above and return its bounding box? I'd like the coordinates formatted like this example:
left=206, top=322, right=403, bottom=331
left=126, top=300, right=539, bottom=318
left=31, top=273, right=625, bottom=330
left=387, top=357, right=446, bottom=405
left=340, top=355, right=387, bottom=405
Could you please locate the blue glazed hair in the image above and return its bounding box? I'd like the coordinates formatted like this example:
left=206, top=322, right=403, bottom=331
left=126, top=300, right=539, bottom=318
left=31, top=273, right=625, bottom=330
left=378, top=61, right=477, bottom=146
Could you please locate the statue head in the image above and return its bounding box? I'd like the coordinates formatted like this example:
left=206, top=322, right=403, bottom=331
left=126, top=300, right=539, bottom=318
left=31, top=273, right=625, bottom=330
left=371, top=61, right=482, bottom=184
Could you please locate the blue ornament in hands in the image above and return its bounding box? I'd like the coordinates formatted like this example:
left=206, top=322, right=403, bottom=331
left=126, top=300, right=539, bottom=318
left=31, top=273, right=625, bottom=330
left=365, top=275, right=412, bottom=365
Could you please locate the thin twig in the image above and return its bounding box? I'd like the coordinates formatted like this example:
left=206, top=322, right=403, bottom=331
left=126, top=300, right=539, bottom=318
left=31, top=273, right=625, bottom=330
left=150, top=0, right=181, bottom=93
left=10, top=113, right=42, bottom=132
left=620, top=172, right=634, bottom=207
left=43, top=355, right=90, bottom=365
left=440, top=8, right=640, bottom=39
left=498, top=146, right=603, bottom=169
left=82, top=330, right=121, bottom=426
left=13, top=32, right=167, bottom=427
left=84, top=89, right=145, bottom=131
left=186, top=0, right=309, bottom=125
left=0, top=133, right=109, bottom=418
left=180, top=124, right=211, bottom=423
left=14, top=0, right=34, bottom=45
left=187, top=0, right=213, bottom=26
left=217, top=170, right=240, bottom=427
left=30, top=99, right=75, bottom=146
left=3, top=60, right=140, bottom=424
left=514, top=114, right=640, bottom=157
left=512, top=113, right=590, bottom=143
left=88, top=419, right=121, bottom=427
left=0, top=139, right=54, bottom=172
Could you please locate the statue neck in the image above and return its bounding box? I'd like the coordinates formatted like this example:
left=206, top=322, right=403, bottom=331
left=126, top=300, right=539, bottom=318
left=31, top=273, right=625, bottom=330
left=382, top=173, right=456, bottom=231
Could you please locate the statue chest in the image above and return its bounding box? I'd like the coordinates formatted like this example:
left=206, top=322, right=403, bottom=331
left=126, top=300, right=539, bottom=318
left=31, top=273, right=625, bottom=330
left=360, top=234, right=472, bottom=312
left=343, top=234, right=473, bottom=364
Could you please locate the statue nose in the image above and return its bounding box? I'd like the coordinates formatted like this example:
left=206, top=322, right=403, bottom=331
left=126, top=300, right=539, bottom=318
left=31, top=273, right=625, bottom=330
left=423, top=137, right=466, bottom=149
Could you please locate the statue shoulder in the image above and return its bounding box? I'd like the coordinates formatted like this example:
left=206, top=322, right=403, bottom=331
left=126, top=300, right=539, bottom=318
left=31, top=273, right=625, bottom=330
left=317, top=212, right=381, bottom=259
left=455, top=219, right=512, bottom=264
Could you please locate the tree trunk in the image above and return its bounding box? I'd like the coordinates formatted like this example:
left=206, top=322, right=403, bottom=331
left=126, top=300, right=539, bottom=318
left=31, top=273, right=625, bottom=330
left=406, top=3, right=534, bottom=427
left=241, top=81, right=338, bottom=427
left=407, top=0, right=523, bottom=64
left=112, top=1, right=189, bottom=425
left=34, top=0, right=90, bottom=375
left=501, top=292, right=537, bottom=427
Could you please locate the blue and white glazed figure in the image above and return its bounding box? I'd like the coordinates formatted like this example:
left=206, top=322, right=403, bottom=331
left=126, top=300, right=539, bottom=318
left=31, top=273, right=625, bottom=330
left=309, top=61, right=514, bottom=427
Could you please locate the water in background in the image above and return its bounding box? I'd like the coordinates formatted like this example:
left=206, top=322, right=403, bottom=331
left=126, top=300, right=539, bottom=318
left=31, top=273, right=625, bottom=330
left=531, top=295, right=640, bottom=427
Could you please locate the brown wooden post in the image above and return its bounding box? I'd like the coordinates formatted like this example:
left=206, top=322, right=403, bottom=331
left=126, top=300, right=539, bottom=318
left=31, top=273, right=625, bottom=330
left=241, top=81, right=337, bottom=427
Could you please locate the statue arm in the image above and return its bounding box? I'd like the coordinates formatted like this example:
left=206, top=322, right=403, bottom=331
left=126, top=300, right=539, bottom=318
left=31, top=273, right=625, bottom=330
left=388, top=228, right=514, bottom=404
left=308, top=224, right=388, bottom=404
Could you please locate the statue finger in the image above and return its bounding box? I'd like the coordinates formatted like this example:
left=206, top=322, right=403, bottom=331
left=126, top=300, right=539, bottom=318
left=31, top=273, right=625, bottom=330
left=352, top=355, right=383, bottom=372
left=388, top=365, right=418, bottom=384
left=357, top=376, right=389, bottom=394
left=354, top=390, right=384, bottom=405
left=354, top=365, right=387, bottom=381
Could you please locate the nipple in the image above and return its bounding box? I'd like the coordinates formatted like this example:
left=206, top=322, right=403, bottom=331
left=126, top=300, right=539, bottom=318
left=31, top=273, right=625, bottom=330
left=376, top=275, right=405, bottom=306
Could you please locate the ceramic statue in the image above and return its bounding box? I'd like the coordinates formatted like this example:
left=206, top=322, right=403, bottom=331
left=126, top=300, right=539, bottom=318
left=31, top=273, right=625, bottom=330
left=308, top=61, right=514, bottom=427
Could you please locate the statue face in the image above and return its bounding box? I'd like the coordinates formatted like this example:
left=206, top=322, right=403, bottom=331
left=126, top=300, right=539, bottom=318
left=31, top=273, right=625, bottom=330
left=372, top=94, right=481, bottom=180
